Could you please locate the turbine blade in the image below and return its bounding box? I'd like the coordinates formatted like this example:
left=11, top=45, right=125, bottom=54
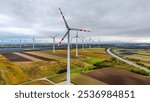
left=59, top=8, right=69, bottom=29
left=57, top=30, right=69, bottom=46
left=70, top=28, right=90, bottom=32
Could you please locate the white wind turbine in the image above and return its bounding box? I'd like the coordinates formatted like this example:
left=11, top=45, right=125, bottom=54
left=70, top=37, right=75, bottom=49
left=1, top=39, right=4, bottom=47
left=58, top=8, right=90, bottom=85
left=81, top=36, right=86, bottom=50
left=72, top=31, right=81, bottom=57
left=50, top=35, right=57, bottom=53
left=32, top=37, right=35, bottom=49
left=10, top=40, right=13, bottom=47
left=89, top=37, right=92, bottom=48
left=19, top=39, right=22, bottom=48
left=98, top=38, right=100, bottom=48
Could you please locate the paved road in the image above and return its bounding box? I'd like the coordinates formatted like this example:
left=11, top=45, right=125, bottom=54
left=106, top=48, right=150, bottom=72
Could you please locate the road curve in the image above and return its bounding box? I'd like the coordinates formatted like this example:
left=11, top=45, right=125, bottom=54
left=106, top=48, right=150, bottom=72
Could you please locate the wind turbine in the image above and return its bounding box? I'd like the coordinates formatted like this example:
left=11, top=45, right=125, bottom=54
left=72, top=31, right=81, bottom=57
left=32, top=37, right=35, bottom=49
left=58, top=8, right=90, bottom=85
left=23, top=40, right=27, bottom=47
left=50, top=35, right=57, bottom=53
left=10, top=40, right=13, bottom=47
left=1, top=39, right=4, bottom=47
left=81, top=36, right=86, bottom=50
left=89, top=37, right=92, bottom=48
left=98, top=38, right=100, bottom=48
left=19, top=39, right=22, bottom=48
left=70, top=37, right=73, bottom=48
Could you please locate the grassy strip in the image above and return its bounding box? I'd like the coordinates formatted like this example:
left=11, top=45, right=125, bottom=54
left=84, top=58, right=104, bottom=64
left=93, top=58, right=150, bottom=76
left=47, top=72, right=106, bottom=85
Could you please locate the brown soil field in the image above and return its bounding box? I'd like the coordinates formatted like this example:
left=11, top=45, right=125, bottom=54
left=84, top=68, right=150, bottom=85
left=27, top=51, right=64, bottom=60
left=2, top=53, right=32, bottom=62
left=21, top=52, right=55, bottom=61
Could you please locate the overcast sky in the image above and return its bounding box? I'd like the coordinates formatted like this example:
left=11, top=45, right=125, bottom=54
left=0, top=0, right=150, bottom=42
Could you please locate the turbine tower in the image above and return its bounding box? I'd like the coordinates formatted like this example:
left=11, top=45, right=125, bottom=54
left=89, top=37, right=92, bottom=48
left=19, top=39, right=22, bottom=48
left=32, top=37, right=35, bottom=49
left=1, top=39, right=4, bottom=47
left=81, top=36, right=86, bottom=50
left=70, top=37, right=73, bottom=48
left=23, top=40, right=26, bottom=47
left=50, top=35, right=57, bottom=53
left=58, top=8, right=90, bottom=85
left=72, top=31, right=81, bottom=57
left=10, top=40, right=13, bottom=47
left=98, top=38, right=100, bottom=48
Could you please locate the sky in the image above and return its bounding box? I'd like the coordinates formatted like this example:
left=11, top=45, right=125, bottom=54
left=0, top=0, right=150, bottom=43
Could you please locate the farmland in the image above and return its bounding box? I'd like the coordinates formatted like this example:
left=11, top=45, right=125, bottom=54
left=0, top=54, right=29, bottom=84
left=0, top=47, right=150, bottom=85
left=84, top=68, right=150, bottom=85
left=113, top=48, right=150, bottom=69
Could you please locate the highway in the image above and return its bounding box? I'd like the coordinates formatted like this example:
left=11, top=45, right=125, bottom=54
left=106, top=48, right=150, bottom=72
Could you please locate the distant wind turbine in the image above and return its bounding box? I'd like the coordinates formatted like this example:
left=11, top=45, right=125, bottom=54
left=72, top=31, right=81, bottom=57
left=10, top=40, right=13, bottom=47
left=50, top=35, right=57, bottom=53
left=19, top=39, right=22, bottom=48
left=89, top=37, right=92, bottom=48
left=81, top=36, right=86, bottom=50
left=32, top=37, right=35, bottom=49
left=98, top=38, right=100, bottom=48
left=1, top=39, right=4, bottom=47
left=70, top=37, right=73, bottom=48
left=58, top=8, right=90, bottom=85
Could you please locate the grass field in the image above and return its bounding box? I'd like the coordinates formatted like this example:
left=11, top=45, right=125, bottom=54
left=84, top=58, right=104, bottom=64
left=15, top=61, right=67, bottom=80
left=0, top=54, right=29, bottom=84
left=47, top=73, right=107, bottom=85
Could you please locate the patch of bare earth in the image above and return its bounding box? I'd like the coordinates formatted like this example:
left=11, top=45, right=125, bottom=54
left=21, top=52, right=55, bottom=61
left=84, top=68, right=150, bottom=85
left=2, top=53, right=31, bottom=62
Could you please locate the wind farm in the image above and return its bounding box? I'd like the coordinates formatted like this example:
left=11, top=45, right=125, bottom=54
left=0, top=0, right=150, bottom=85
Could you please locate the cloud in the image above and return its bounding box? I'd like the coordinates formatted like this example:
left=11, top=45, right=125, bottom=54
left=0, top=0, right=150, bottom=42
